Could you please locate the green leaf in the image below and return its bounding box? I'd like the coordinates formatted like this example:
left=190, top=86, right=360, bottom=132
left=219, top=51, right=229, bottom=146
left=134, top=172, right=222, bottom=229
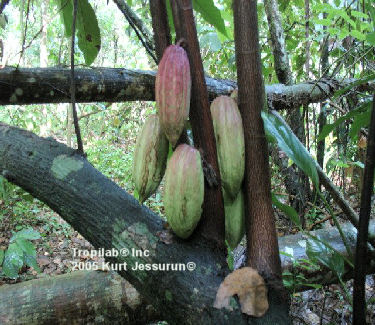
left=306, top=238, right=345, bottom=278
left=317, top=102, right=371, bottom=141
left=271, top=193, right=300, bottom=226
left=76, top=0, right=101, bottom=65
left=166, top=0, right=175, bottom=37
left=349, top=106, right=372, bottom=139
left=24, top=254, right=41, bottom=273
left=351, top=10, right=369, bottom=19
left=350, top=30, right=366, bottom=41
left=10, top=227, right=40, bottom=242
left=193, top=0, right=228, bottom=37
left=262, top=112, right=319, bottom=187
left=0, top=249, right=4, bottom=265
left=16, top=238, right=36, bottom=256
left=56, top=0, right=73, bottom=37
left=366, top=32, right=375, bottom=45
left=333, top=74, right=375, bottom=99
left=3, top=243, right=24, bottom=279
left=312, top=18, right=331, bottom=26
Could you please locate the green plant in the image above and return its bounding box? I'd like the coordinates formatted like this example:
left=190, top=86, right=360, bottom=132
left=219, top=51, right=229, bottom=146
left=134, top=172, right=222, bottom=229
left=281, top=252, right=321, bottom=292
left=0, top=227, right=41, bottom=279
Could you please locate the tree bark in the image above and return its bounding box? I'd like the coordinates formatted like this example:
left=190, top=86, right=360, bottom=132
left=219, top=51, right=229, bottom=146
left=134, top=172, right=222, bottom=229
left=353, top=95, right=375, bottom=324
left=0, top=121, right=272, bottom=324
left=264, top=0, right=310, bottom=216
left=233, top=0, right=290, bottom=323
left=0, top=270, right=160, bottom=324
left=2, top=220, right=373, bottom=324
left=0, top=67, right=373, bottom=108
left=149, top=0, right=171, bottom=62
left=174, top=0, right=225, bottom=247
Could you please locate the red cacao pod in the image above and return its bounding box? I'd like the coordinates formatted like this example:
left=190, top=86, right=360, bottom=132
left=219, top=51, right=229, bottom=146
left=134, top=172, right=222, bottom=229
left=164, top=144, right=204, bottom=239
left=210, top=96, right=245, bottom=200
left=155, top=45, right=191, bottom=147
left=133, top=114, right=169, bottom=203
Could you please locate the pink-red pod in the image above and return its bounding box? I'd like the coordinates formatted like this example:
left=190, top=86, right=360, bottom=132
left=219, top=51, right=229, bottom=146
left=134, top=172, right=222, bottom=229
left=210, top=96, right=245, bottom=200
left=164, top=144, right=204, bottom=239
left=155, top=45, right=191, bottom=147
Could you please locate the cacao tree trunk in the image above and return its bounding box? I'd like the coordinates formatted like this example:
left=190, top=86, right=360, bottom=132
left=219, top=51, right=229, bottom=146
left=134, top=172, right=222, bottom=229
left=233, top=0, right=290, bottom=323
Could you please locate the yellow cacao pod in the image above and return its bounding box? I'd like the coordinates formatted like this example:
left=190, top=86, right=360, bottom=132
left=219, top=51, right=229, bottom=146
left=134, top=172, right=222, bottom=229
left=164, top=144, right=204, bottom=239
left=210, top=96, right=245, bottom=200
left=224, top=189, right=245, bottom=249
left=155, top=45, right=191, bottom=147
left=133, top=114, right=168, bottom=203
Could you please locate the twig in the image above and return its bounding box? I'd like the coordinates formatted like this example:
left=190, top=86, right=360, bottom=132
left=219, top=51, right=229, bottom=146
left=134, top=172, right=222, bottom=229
left=70, top=0, right=83, bottom=154
left=353, top=94, right=375, bottom=324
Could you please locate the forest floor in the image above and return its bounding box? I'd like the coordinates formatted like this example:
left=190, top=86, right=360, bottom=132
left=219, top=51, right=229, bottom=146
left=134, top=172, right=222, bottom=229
left=1, top=195, right=374, bottom=324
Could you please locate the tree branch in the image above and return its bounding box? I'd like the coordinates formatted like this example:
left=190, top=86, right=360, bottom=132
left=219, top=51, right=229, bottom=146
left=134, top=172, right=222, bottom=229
left=0, top=67, right=373, bottom=108
left=112, top=0, right=157, bottom=63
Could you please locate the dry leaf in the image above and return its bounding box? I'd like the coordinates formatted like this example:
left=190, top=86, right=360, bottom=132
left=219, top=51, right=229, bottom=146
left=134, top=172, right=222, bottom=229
left=213, top=267, right=268, bottom=317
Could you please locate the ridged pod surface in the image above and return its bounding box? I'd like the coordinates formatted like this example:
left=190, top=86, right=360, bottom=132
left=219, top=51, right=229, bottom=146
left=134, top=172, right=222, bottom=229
left=164, top=144, right=204, bottom=239
left=210, top=96, right=245, bottom=199
left=224, top=190, right=245, bottom=249
left=155, top=45, right=191, bottom=147
left=133, top=114, right=169, bottom=203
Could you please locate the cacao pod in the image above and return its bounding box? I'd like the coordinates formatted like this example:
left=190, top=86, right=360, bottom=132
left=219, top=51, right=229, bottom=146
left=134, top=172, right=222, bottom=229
left=133, top=114, right=169, bottom=203
left=224, top=189, right=245, bottom=249
left=164, top=144, right=204, bottom=239
left=155, top=45, right=191, bottom=147
left=210, top=95, right=245, bottom=199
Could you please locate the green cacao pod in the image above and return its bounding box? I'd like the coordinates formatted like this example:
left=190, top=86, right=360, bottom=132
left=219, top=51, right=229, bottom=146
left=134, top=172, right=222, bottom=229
left=224, top=189, right=245, bottom=249
left=133, top=114, right=169, bottom=203
left=164, top=144, right=204, bottom=239
left=210, top=95, right=245, bottom=199
left=155, top=45, right=191, bottom=147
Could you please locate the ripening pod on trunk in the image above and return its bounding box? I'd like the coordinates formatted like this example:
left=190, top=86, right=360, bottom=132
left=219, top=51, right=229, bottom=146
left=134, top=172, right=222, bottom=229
left=164, top=144, right=204, bottom=239
left=133, top=114, right=169, bottom=203
left=224, top=189, right=245, bottom=249
left=155, top=45, right=191, bottom=147
left=210, top=96, right=245, bottom=199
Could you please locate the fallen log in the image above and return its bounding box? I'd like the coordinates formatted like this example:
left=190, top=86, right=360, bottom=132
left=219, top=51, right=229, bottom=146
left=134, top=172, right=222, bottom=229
left=0, top=270, right=160, bottom=324
left=0, top=67, right=373, bottom=110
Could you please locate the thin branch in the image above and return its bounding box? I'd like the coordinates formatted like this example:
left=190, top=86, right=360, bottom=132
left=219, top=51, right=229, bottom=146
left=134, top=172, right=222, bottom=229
left=70, top=0, right=83, bottom=154
left=112, top=0, right=157, bottom=63
left=0, top=0, right=10, bottom=14
left=353, top=94, right=375, bottom=324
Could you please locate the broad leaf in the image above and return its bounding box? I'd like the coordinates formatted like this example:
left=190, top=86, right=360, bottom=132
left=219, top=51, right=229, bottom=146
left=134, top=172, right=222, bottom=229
left=306, top=238, right=345, bottom=278
left=271, top=193, right=300, bottom=226
left=333, top=73, right=375, bottom=99
left=193, top=0, right=228, bottom=37
left=317, top=101, right=371, bottom=141
left=56, top=0, right=73, bottom=37
left=2, top=243, right=24, bottom=279
left=349, top=105, right=372, bottom=139
left=10, top=228, right=40, bottom=242
left=76, top=0, right=101, bottom=65
left=262, top=112, right=319, bottom=187
left=55, top=0, right=101, bottom=65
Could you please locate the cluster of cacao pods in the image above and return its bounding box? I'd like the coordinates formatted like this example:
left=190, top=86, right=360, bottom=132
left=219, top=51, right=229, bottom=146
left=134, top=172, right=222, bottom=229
left=133, top=44, right=245, bottom=247
left=210, top=96, right=245, bottom=249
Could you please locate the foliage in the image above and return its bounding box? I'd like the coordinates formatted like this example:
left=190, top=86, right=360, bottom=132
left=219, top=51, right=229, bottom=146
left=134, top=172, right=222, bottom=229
left=0, top=228, right=41, bottom=279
